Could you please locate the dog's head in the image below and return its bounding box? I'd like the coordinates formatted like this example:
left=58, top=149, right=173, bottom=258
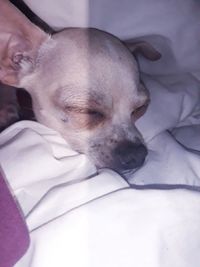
left=0, top=1, right=161, bottom=175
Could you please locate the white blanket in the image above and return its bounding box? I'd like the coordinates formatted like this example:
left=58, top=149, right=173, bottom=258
left=1, top=121, right=200, bottom=267
left=1, top=0, right=200, bottom=266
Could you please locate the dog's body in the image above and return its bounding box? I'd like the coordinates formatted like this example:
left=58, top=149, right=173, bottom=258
left=0, top=0, right=160, bottom=175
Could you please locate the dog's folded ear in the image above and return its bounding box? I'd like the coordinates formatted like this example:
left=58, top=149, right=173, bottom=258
left=125, top=40, right=161, bottom=61
left=0, top=0, right=48, bottom=86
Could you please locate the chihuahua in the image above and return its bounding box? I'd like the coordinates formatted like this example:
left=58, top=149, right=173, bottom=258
left=0, top=0, right=161, bottom=175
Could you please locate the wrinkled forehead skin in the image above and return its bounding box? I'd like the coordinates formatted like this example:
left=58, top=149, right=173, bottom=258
left=28, top=28, right=142, bottom=105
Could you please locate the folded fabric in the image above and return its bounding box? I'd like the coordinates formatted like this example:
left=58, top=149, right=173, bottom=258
left=0, top=120, right=200, bottom=267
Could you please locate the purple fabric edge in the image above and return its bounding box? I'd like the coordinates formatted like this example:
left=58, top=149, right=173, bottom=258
left=0, top=168, right=30, bottom=267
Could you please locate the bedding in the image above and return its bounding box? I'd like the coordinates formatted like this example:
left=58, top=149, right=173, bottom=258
left=1, top=0, right=200, bottom=266
left=1, top=120, right=200, bottom=267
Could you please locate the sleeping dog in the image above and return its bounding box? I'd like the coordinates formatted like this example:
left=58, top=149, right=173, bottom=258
left=0, top=0, right=161, bottom=175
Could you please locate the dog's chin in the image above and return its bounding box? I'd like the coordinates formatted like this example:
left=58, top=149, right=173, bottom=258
left=118, top=167, right=140, bottom=180
left=87, top=154, right=145, bottom=180
left=94, top=161, right=141, bottom=180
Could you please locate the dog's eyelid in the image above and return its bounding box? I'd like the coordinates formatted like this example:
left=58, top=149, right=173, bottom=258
left=136, top=96, right=150, bottom=108
left=64, top=106, right=85, bottom=113
left=63, top=105, right=92, bottom=113
left=64, top=105, right=105, bottom=118
left=87, top=109, right=104, bottom=116
left=131, top=102, right=149, bottom=120
left=132, top=100, right=147, bottom=111
left=137, top=100, right=149, bottom=109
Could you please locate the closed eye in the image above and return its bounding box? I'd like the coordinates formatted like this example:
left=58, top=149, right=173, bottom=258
left=62, top=106, right=105, bottom=129
left=65, top=106, right=104, bottom=118
left=86, top=109, right=105, bottom=119
left=131, top=102, right=149, bottom=121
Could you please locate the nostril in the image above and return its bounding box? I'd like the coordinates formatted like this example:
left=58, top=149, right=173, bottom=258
left=113, top=141, right=147, bottom=170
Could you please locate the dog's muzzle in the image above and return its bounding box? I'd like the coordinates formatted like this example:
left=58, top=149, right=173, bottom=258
left=112, top=140, right=147, bottom=172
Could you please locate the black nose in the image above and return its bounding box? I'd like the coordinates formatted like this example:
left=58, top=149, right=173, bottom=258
left=113, top=141, right=147, bottom=171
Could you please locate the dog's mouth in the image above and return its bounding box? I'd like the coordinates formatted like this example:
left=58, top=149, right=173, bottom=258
left=88, top=142, right=148, bottom=179
left=111, top=160, right=146, bottom=180
left=118, top=167, right=141, bottom=179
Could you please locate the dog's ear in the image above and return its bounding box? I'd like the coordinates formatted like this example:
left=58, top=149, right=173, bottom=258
left=125, top=40, right=161, bottom=61
left=0, top=0, right=49, bottom=86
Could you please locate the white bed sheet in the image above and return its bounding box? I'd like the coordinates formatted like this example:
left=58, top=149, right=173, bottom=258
left=1, top=120, right=200, bottom=267
left=1, top=0, right=200, bottom=266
